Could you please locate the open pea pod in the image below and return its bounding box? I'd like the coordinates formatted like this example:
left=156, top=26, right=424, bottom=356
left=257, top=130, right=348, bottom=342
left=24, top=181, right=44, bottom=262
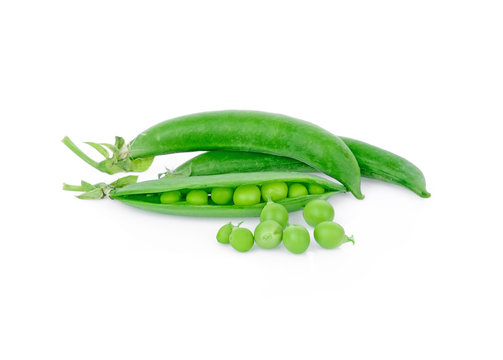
left=110, top=172, right=346, bottom=217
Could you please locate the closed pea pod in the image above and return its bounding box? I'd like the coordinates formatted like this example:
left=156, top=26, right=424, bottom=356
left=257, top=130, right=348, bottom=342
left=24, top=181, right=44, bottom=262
left=173, top=136, right=430, bottom=198
left=63, top=110, right=363, bottom=198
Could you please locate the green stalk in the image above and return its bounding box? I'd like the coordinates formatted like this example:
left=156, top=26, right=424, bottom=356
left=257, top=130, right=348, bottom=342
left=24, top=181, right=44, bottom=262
left=61, top=136, right=101, bottom=171
left=62, top=183, right=85, bottom=191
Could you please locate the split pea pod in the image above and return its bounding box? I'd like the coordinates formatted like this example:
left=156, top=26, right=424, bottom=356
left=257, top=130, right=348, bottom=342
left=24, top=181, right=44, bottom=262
left=63, top=110, right=363, bottom=199
left=174, top=137, right=430, bottom=198
left=110, top=172, right=346, bottom=217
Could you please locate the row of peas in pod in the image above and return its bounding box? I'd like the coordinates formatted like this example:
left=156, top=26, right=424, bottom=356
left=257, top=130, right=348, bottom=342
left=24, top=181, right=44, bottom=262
left=158, top=181, right=327, bottom=206
left=216, top=198, right=354, bottom=254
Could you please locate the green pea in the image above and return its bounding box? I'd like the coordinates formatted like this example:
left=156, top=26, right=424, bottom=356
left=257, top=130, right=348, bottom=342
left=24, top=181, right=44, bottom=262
left=308, top=183, right=325, bottom=195
left=261, top=182, right=288, bottom=201
left=254, top=220, right=282, bottom=249
left=283, top=224, right=310, bottom=254
left=288, top=183, right=308, bottom=198
left=211, top=187, right=234, bottom=205
left=303, top=199, right=334, bottom=227
left=159, top=190, right=181, bottom=204
left=260, top=202, right=289, bottom=228
left=186, top=189, right=208, bottom=205
left=233, top=184, right=261, bottom=206
left=229, top=227, right=254, bottom=252
left=216, top=222, right=234, bottom=244
left=314, top=221, right=354, bottom=249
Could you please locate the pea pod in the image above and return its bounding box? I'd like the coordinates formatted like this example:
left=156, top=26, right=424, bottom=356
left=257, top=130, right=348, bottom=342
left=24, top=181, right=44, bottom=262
left=63, top=110, right=363, bottom=199
left=102, top=172, right=346, bottom=217
left=173, top=137, right=430, bottom=198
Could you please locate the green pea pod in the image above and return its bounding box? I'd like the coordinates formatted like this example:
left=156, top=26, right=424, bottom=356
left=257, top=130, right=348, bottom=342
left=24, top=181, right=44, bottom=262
left=109, top=172, right=346, bottom=217
left=173, top=137, right=430, bottom=198
left=63, top=110, right=363, bottom=199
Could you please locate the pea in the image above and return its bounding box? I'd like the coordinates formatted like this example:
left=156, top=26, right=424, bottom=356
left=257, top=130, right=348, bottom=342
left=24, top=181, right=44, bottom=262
left=261, top=182, right=288, bottom=201
left=288, top=183, right=308, bottom=198
left=216, top=222, right=234, bottom=244
left=283, top=224, right=310, bottom=254
left=233, top=184, right=261, bottom=206
left=229, top=227, right=254, bottom=252
left=159, top=190, right=181, bottom=204
left=314, top=221, right=354, bottom=249
left=211, top=187, right=234, bottom=205
left=308, top=183, right=325, bottom=195
left=260, top=202, right=289, bottom=228
left=303, top=199, right=334, bottom=227
left=186, top=189, right=208, bottom=205
left=254, top=220, right=283, bottom=249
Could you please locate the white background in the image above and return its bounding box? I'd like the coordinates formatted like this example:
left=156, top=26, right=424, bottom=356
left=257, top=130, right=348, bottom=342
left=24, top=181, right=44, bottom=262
left=1, top=1, right=502, bottom=359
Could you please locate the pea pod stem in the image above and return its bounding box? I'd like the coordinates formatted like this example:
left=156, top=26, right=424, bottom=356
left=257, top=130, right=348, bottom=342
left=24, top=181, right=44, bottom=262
left=62, top=183, right=86, bottom=192
left=61, top=136, right=154, bottom=175
left=61, top=136, right=101, bottom=171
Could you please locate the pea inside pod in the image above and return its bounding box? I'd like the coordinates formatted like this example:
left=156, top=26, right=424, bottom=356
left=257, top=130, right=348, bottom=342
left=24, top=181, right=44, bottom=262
left=108, top=172, right=347, bottom=217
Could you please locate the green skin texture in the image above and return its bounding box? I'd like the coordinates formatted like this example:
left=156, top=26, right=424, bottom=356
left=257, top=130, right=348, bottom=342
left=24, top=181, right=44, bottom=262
left=283, top=225, right=311, bottom=254
left=261, top=182, right=288, bottom=201
left=254, top=220, right=283, bottom=249
left=211, top=187, right=234, bottom=205
left=160, top=191, right=181, bottom=204
left=186, top=190, right=208, bottom=205
left=233, top=185, right=261, bottom=206
left=175, top=137, right=430, bottom=198
left=288, top=183, right=308, bottom=198
left=229, top=227, right=254, bottom=252
left=128, top=110, right=363, bottom=199
left=308, top=184, right=325, bottom=194
left=260, top=202, right=289, bottom=228
left=303, top=199, right=335, bottom=227
left=110, top=172, right=346, bottom=217
left=314, top=221, right=354, bottom=249
left=216, top=223, right=234, bottom=244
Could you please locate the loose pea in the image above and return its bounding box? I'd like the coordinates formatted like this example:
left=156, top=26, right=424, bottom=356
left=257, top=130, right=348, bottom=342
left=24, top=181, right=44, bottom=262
left=303, top=199, right=334, bottom=227
left=260, top=202, right=289, bottom=228
left=261, top=182, right=288, bottom=201
left=186, top=189, right=208, bottom=205
left=229, top=227, right=254, bottom=252
left=216, top=222, right=234, bottom=244
left=314, top=221, right=354, bottom=249
left=254, top=220, right=283, bottom=249
left=211, top=187, right=234, bottom=205
left=288, top=183, right=308, bottom=198
left=283, top=224, right=310, bottom=254
left=159, top=190, right=181, bottom=204
left=308, top=183, right=325, bottom=195
left=233, top=184, right=261, bottom=206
